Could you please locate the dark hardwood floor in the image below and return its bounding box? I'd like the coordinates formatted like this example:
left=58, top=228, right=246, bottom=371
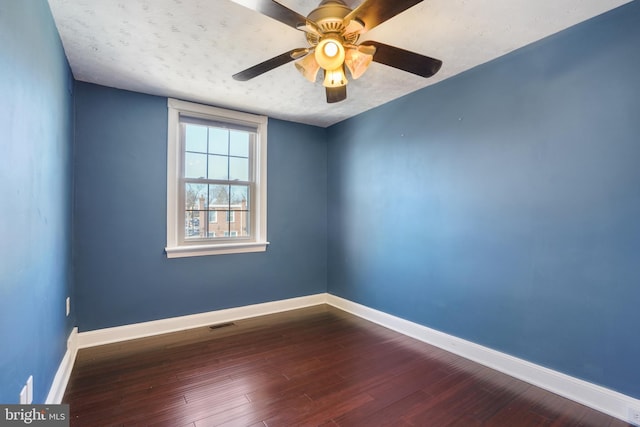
left=63, top=305, right=630, bottom=426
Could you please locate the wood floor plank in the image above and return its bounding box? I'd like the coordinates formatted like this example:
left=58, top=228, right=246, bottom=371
left=63, top=305, right=631, bottom=426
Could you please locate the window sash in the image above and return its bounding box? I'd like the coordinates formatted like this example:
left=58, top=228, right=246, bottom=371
left=178, top=120, right=255, bottom=246
left=180, top=115, right=258, bottom=133
left=180, top=180, right=253, bottom=244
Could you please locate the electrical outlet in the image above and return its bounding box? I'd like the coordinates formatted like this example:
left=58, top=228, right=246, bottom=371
left=19, top=385, right=27, bottom=404
left=66, top=297, right=70, bottom=317
left=26, top=375, right=33, bottom=404
left=629, top=407, right=640, bottom=426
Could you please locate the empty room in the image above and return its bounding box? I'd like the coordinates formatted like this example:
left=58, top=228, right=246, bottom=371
left=1, top=0, right=639, bottom=425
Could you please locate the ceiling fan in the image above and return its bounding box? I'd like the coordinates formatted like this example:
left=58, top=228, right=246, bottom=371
left=231, top=0, right=443, bottom=103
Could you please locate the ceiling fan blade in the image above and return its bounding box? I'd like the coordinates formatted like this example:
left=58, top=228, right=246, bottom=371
left=230, top=0, right=308, bottom=30
left=326, top=86, right=347, bottom=103
left=344, top=0, right=423, bottom=32
left=361, top=41, right=442, bottom=78
left=233, top=49, right=307, bottom=81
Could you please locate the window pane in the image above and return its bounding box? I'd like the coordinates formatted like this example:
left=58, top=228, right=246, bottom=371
left=185, top=210, right=204, bottom=239
left=208, top=213, right=227, bottom=237
left=230, top=185, right=249, bottom=210
left=230, top=185, right=250, bottom=237
left=185, top=124, right=208, bottom=153
left=208, top=154, right=228, bottom=180
left=226, top=209, right=250, bottom=237
left=185, top=152, right=207, bottom=179
left=185, top=183, right=207, bottom=210
left=229, top=131, right=250, bottom=157
left=229, top=157, right=249, bottom=181
left=240, top=212, right=250, bottom=237
left=209, top=184, right=229, bottom=208
left=209, top=127, right=228, bottom=155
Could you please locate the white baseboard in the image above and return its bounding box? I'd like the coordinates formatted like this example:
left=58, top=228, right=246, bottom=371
left=77, top=293, right=327, bottom=348
left=46, top=327, right=78, bottom=404
left=326, top=294, right=639, bottom=424
left=53, top=292, right=638, bottom=424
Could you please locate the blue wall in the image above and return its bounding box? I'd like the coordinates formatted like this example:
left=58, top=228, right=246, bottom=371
left=327, top=2, right=640, bottom=399
left=0, top=1, right=75, bottom=403
left=3, top=0, right=637, bottom=406
left=73, top=83, right=327, bottom=331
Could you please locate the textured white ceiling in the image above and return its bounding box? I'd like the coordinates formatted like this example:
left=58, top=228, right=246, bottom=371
left=47, top=0, right=630, bottom=127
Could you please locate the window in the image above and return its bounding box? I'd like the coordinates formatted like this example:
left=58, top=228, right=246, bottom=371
left=166, top=99, right=268, bottom=257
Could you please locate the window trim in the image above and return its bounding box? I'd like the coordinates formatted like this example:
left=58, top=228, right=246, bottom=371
left=165, top=98, right=268, bottom=258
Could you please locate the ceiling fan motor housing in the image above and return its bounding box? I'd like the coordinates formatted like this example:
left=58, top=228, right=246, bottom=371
left=306, top=0, right=360, bottom=46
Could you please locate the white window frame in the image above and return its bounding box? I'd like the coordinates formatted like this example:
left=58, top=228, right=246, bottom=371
left=165, top=98, right=268, bottom=258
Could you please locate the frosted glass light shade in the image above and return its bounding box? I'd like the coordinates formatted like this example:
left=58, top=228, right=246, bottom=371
left=295, top=54, right=321, bottom=82
left=323, top=67, right=347, bottom=88
left=345, top=45, right=376, bottom=79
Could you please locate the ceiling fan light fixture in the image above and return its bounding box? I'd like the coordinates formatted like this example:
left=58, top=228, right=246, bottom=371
left=231, top=0, right=443, bottom=104
left=345, top=45, right=375, bottom=79
left=315, top=37, right=345, bottom=70
left=295, top=53, right=321, bottom=82
left=323, top=67, right=348, bottom=88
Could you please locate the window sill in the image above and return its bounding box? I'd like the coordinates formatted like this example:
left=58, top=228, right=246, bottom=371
left=165, top=241, right=269, bottom=258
